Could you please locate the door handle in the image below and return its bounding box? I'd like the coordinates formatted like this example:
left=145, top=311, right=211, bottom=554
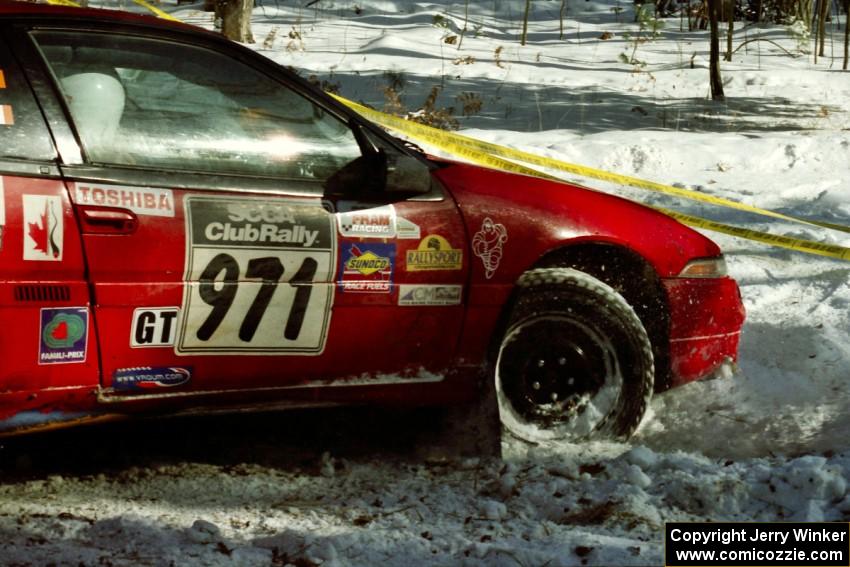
left=78, top=206, right=139, bottom=235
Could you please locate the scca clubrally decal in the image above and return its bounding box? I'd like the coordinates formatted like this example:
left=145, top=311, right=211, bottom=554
left=177, top=196, right=336, bottom=355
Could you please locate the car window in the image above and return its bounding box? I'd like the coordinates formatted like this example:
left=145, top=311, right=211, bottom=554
left=0, top=36, right=56, bottom=162
left=29, top=31, right=361, bottom=181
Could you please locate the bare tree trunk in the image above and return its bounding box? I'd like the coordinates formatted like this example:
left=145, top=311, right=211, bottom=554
left=560, top=0, right=567, bottom=39
left=817, top=0, right=830, bottom=56
left=521, top=0, right=531, bottom=45
left=844, top=0, right=849, bottom=69
left=709, top=0, right=726, bottom=99
left=725, top=1, right=734, bottom=61
left=458, top=0, right=470, bottom=49
left=220, top=0, right=254, bottom=43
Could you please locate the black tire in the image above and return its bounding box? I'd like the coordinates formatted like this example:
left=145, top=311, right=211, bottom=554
left=495, top=267, right=654, bottom=442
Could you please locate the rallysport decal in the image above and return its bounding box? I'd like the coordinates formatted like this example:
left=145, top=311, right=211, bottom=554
left=131, top=307, right=179, bottom=347
left=113, top=366, right=192, bottom=391
left=75, top=184, right=175, bottom=217
left=23, top=194, right=62, bottom=261
left=338, top=242, right=394, bottom=293
left=398, top=285, right=462, bottom=306
left=38, top=307, right=88, bottom=365
left=472, top=218, right=508, bottom=279
left=406, top=235, right=462, bottom=271
left=177, top=196, right=336, bottom=355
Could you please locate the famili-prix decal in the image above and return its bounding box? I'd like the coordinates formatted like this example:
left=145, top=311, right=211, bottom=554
left=405, top=235, right=462, bottom=271
left=113, top=366, right=192, bottom=391
left=39, top=307, right=88, bottom=364
left=472, top=218, right=508, bottom=279
left=338, top=242, right=394, bottom=293
left=178, top=196, right=335, bottom=355
left=131, top=307, right=179, bottom=347
left=75, top=184, right=175, bottom=217
left=23, top=194, right=62, bottom=261
left=398, top=285, right=462, bottom=306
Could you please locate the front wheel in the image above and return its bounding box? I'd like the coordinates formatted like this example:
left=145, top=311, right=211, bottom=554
left=496, top=268, right=654, bottom=442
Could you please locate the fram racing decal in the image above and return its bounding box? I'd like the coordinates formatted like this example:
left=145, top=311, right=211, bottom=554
left=75, top=184, right=175, bottom=217
left=406, top=235, right=462, bottom=271
left=398, top=285, right=462, bottom=306
left=23, top=194, right=62, bottom=261
left=337, top=204, right=396, bottom=238
left=178, top=196, right=336, bottom=355
left=338, top=242, right=394, bottom=293
left=113, top=366, right=192, bottom=391
left=39, top=307, right=88, bottom=364
left=131, top=307, right=179, bottom=347
left=472, top=218, right=508, bottom=279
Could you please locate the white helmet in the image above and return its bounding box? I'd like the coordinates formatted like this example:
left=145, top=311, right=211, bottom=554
left=61, top=72, right=125, bottom=151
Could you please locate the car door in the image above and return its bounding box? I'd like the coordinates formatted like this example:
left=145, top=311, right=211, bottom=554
left=0, top=30, right=98, bottom=421
left=17, top=23, right=468, bottom=399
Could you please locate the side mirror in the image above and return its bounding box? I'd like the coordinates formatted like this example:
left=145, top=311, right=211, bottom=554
left=385, top=153, right=432, bottom=195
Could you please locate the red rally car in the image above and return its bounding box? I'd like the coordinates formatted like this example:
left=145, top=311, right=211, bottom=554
left=0, top=2, right=744, bottom=444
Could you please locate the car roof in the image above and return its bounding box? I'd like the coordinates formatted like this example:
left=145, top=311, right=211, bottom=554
left=0, top=0, right=209, bottom=36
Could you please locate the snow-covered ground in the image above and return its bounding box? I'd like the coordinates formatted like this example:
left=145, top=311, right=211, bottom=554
left=2, top=1, right=850, bottom=565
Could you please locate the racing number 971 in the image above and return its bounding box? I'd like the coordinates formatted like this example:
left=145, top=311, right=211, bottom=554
left=176, top=197, right=336, bottom=355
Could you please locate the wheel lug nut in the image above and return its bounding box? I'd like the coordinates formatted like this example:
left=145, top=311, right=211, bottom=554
left=558, top=357, right=566, bottom=365
left=532, top=381, right=541, bottom=391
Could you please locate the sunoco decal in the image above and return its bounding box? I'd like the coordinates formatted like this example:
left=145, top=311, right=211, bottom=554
left=337, top=204, right=396, bottom=238
left=131, top=307, right=179, bottom=347
left=113, top=366, right=192, bottom=391
left=38, top=307, right=88, bottom=364
left=398, top=285, right=462, bottom=306
left=338, top=242, right=394, bottom=293
left=23, top=194, right=62, bottom=261
left=75, top=184, right=175, bottom=217
left=405, top=235, right=462, bottom=271
left=178, top=196, right=335, bottom=355
left=472, top=218, right=508, bottom=279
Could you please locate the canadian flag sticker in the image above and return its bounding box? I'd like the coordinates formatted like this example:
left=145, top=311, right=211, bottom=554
left=23, top=194, right=63, bottom=261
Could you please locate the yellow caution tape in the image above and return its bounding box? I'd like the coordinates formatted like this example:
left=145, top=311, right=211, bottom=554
left=335, top=102, right=850, bottom=262
left=333, top=95, right=850, bottom=235
left=44, top=0, right=179, bottom=21
left=131, top=0, right=182, bottom=22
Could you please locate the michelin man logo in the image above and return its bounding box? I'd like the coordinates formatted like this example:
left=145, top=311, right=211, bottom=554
left=472, top=218, right=508, bottom=279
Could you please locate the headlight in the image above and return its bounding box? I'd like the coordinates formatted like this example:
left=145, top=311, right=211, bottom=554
left=677, top=256, right=727, bottom=278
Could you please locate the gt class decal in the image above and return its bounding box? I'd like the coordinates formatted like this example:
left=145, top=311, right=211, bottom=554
left=338, top=242, right=394, bottom=293
left=39, top=307, right=88, bottom=364
left=177, top=196, right=335, bottom=355
left=131, top=308, right=179, bottom=347
left=23, top=195, right=62, bottom=261
left=406, top=235, right=462, bottom=271
left=75, top=184, right=175, bottom=217
left=113, top=366, right=192, bottom=391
